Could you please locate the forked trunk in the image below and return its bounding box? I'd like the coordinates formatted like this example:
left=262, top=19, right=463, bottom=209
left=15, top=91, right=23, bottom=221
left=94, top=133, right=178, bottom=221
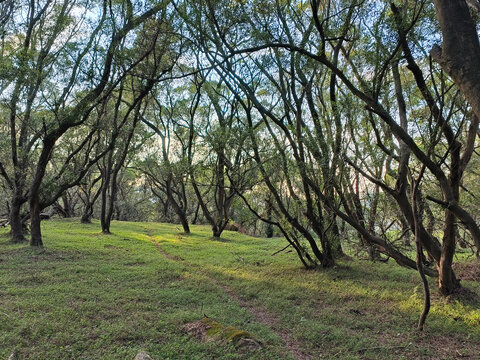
left=165, top=178, right=190, bottom=234
left=212, top=225, right=223, bottom=238
left=102, top=221, right=111, bottom=234
left=81, top=202, right=93, bottom=223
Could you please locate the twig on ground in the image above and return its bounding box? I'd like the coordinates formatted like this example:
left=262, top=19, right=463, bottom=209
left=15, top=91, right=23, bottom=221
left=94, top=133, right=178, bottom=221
left=271, top=244, right=292, bottom=256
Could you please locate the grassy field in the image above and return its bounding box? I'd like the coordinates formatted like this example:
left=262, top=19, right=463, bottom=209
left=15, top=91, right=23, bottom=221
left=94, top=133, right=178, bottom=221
left=1, top=219, right=479, bottom=359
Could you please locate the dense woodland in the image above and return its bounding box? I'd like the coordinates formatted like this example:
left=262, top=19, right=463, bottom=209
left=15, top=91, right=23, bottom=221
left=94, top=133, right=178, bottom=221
left=2, top=0, right=480, bottom=324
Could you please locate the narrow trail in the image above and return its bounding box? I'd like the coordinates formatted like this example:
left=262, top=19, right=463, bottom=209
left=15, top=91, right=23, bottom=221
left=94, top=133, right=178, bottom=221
left=146, top=231, right=313, bottom=360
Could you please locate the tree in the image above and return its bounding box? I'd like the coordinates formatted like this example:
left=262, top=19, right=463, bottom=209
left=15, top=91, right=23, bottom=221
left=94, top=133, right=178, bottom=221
left=0, top=0, right=169, bottom=245
left=176, top=0, right=478, bottom=291
left=139, top=85, right=194, bottom=234
left=78, top=169, right=102, bottom=224
left=431, top=0, right=480, bottom=121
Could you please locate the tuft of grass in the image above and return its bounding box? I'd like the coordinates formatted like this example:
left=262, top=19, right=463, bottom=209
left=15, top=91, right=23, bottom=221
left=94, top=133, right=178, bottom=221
left=198, top=317, right=255, bottom=345
left=1, top=218, right=479, bottom=359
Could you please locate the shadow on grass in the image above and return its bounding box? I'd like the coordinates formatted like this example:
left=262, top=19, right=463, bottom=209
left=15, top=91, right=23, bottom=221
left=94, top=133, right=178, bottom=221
left=444, top=286, right=480, bottom=307
left=210, top=236, right=234, bottom=243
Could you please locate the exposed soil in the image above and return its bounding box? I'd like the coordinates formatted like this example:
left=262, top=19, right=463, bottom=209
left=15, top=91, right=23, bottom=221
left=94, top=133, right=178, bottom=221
left=404, top=332, right=480, bottom=360
left=149, top=235, right=312, bottom=360
left=453, top=260, right=480, bottom=282
left=151, top=240, right=183, bottom=261
left=210, top=278, right=313, bottom=360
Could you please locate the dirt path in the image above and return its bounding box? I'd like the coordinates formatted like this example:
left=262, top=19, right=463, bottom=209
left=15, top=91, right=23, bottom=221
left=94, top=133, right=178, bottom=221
left=147, top=234, right=312, bottom=360
left=207, top=274, right=313, bottom=360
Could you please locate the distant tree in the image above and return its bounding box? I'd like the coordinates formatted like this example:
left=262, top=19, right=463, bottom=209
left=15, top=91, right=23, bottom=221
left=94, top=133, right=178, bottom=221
left=0, top=0, right=169, bottom=246
left=185, top=76, right=254, bottom=238
left=139, top=82, right=197, bottom=233
left=79, top=169, right=102, bottom=224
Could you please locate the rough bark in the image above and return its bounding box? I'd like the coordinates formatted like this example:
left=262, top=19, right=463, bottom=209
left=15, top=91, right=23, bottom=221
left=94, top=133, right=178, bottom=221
left=29, top=192, right=43, bottom=247
left=431, top=0, right=480, bottom=121
left=429, top=0, right=480, bottom=291
left=9, top=194, right=26, bottom=243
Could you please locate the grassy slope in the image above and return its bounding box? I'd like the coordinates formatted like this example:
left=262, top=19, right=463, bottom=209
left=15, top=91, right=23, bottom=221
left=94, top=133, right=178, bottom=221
left=0, top=219, right=479, bottom=359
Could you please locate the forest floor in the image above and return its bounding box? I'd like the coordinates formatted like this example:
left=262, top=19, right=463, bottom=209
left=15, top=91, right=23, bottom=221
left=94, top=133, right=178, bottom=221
left=1, top=219, right=480, bottom=359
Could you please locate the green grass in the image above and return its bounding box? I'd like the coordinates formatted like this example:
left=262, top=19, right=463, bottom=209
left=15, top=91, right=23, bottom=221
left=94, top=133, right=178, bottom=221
left=1, top=219, right=479, bottom=359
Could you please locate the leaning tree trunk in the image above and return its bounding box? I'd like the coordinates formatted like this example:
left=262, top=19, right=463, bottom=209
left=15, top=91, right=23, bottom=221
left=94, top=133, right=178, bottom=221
left=178, top=212, right=190, bottom=234
left=191, top=176, right=226, bottom=238
left=166, top=173, right=191, bottom=234
left=212, top=224, right=224, bottom=238
left=166, top=183, right=190, bottom=234
left=265, top=200, right=274, bottom=238
left=392, top=54, right=460, bottom=293
left=102, top=105, right=140, bottom=234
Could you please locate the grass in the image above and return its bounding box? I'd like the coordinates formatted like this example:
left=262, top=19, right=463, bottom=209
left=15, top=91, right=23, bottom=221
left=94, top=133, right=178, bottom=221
left=1, top=219, right=479, bottom=359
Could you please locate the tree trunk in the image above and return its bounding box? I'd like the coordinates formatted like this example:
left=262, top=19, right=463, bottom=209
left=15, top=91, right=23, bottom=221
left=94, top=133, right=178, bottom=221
left=438, top=138, right=462, bottom=294
left=265, top=200, right=274, bottom=238
left=399, top=215, right=412, bottom=247
left=170, top=196, right=190, bottom=234
left=81, top=184, right=101, bottom=224
left=212, top=226, right=223, bottom=238
left=431, top=0, right=480, bottom=121
left=9, top=194, right=26, bottom=243
left=438, top=210, right=460, bottom=295
left=438, top=263, right=459, bottom=296
left=102, top=108, right=140, bottom=234
left=81, top=201, right=94, bottom=223
left=165, top=176, right=190, bottom=234
left=106, top=173, right=118, bottom=227
left=438, top=255, right=459, bottom=296
left=100, top=188, right=111, bottom=234
left=62, top=193, right=73, bottom=218
left=192, top=203, right=199, bottom=224
left=100, top=154, right=113, bottom=234
left=315, top=207, right=335, bottom=267
left=179, top=212, right=190, bottom=234
left=29, top=192, right=43, bottom=247
left=330, top=218, right=345, bottom=257
left=439, top=209, right=460, bottom=295
left=81, top=213, right=91, bottom=224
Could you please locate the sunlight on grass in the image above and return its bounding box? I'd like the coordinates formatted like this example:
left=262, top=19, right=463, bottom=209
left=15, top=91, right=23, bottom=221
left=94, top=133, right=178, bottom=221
left=1, top=219, right=479, bottom=359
